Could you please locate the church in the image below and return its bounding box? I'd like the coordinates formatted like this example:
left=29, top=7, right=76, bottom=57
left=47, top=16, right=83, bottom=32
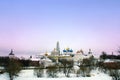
left=9, top=49, right=15, bottom=58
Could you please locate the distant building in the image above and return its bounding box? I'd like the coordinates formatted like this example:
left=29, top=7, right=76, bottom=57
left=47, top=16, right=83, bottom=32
left=73, top=49, right=93, bottom=65
left=9, top=49, right=15, bottom=59
left=51, top=48, right=60, bottom=56
left=73, top=49, right=84, bottom=62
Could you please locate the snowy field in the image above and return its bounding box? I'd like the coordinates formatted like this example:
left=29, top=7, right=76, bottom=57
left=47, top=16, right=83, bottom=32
left=0, top=69, right=112, bottom=80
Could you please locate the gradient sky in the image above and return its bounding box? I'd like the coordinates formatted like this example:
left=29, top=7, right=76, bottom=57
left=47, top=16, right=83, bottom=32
left=0, top=0, right=120, bottom=57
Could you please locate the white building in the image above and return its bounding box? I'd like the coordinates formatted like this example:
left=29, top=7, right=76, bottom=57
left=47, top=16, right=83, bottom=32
left=73, top=49, right=93, bottom=66
left=73, top=50, right=84, bottom=62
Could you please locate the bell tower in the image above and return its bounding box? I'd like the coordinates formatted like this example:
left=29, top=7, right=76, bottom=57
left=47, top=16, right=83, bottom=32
left=56, top=41, right=60, bottom=54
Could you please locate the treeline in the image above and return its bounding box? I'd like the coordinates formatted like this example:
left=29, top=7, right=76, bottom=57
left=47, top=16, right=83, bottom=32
left=100, top=52, right=120, bottom=60
left=0, top=57, right=39, bottom=67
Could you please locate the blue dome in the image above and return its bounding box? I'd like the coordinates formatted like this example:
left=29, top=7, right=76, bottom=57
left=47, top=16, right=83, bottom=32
left=69, top=49, right=73, bottom=52
left=63, top=49, right=67, bottom=52
left=63, top=48, right=73, bottom=52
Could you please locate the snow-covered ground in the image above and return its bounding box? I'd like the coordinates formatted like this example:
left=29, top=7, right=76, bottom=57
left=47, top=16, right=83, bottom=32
left=0, top=69, right=112, bottom=80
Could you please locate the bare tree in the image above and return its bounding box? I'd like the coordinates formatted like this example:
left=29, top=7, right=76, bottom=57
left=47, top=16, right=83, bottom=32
left=46, top=65, right=58, bottom=78
left=4, top=58, right=22, bottom=80
left=58, top=58, right=74, bottom=77
left=34, top=68, right=44, bottom=78
left=109, top=69, right=120, bottom=80
left=80, top=58, right=92, bottom=77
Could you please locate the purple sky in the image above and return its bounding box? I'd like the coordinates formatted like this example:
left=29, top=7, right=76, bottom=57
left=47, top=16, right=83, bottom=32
left=0, top=0, right=120, bottom=56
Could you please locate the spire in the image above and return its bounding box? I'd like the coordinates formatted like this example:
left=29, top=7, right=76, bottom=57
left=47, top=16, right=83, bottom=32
left=89, top=49, right=91, bottom=52
left=88, top=49, right=92, bottom=54
left=112, top=52, right=114, bottom=55
left=80, top=49, right=84, bottom=54
left=9, top=49, right=14, bottom=55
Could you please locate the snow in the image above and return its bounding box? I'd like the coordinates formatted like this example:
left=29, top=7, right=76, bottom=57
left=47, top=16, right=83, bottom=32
left=0, top=69, right=112, bottom=80
left=0, top=66, right=4, bottom=69
left=104, top=59, right=120, bottom=63
left=104, top=59, right=114, bottom=63
left=0, top=73, right=9, bottom=80
left=73, top=66, right=80, bottom=70
left=30, top=55, right=40, bottom=61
